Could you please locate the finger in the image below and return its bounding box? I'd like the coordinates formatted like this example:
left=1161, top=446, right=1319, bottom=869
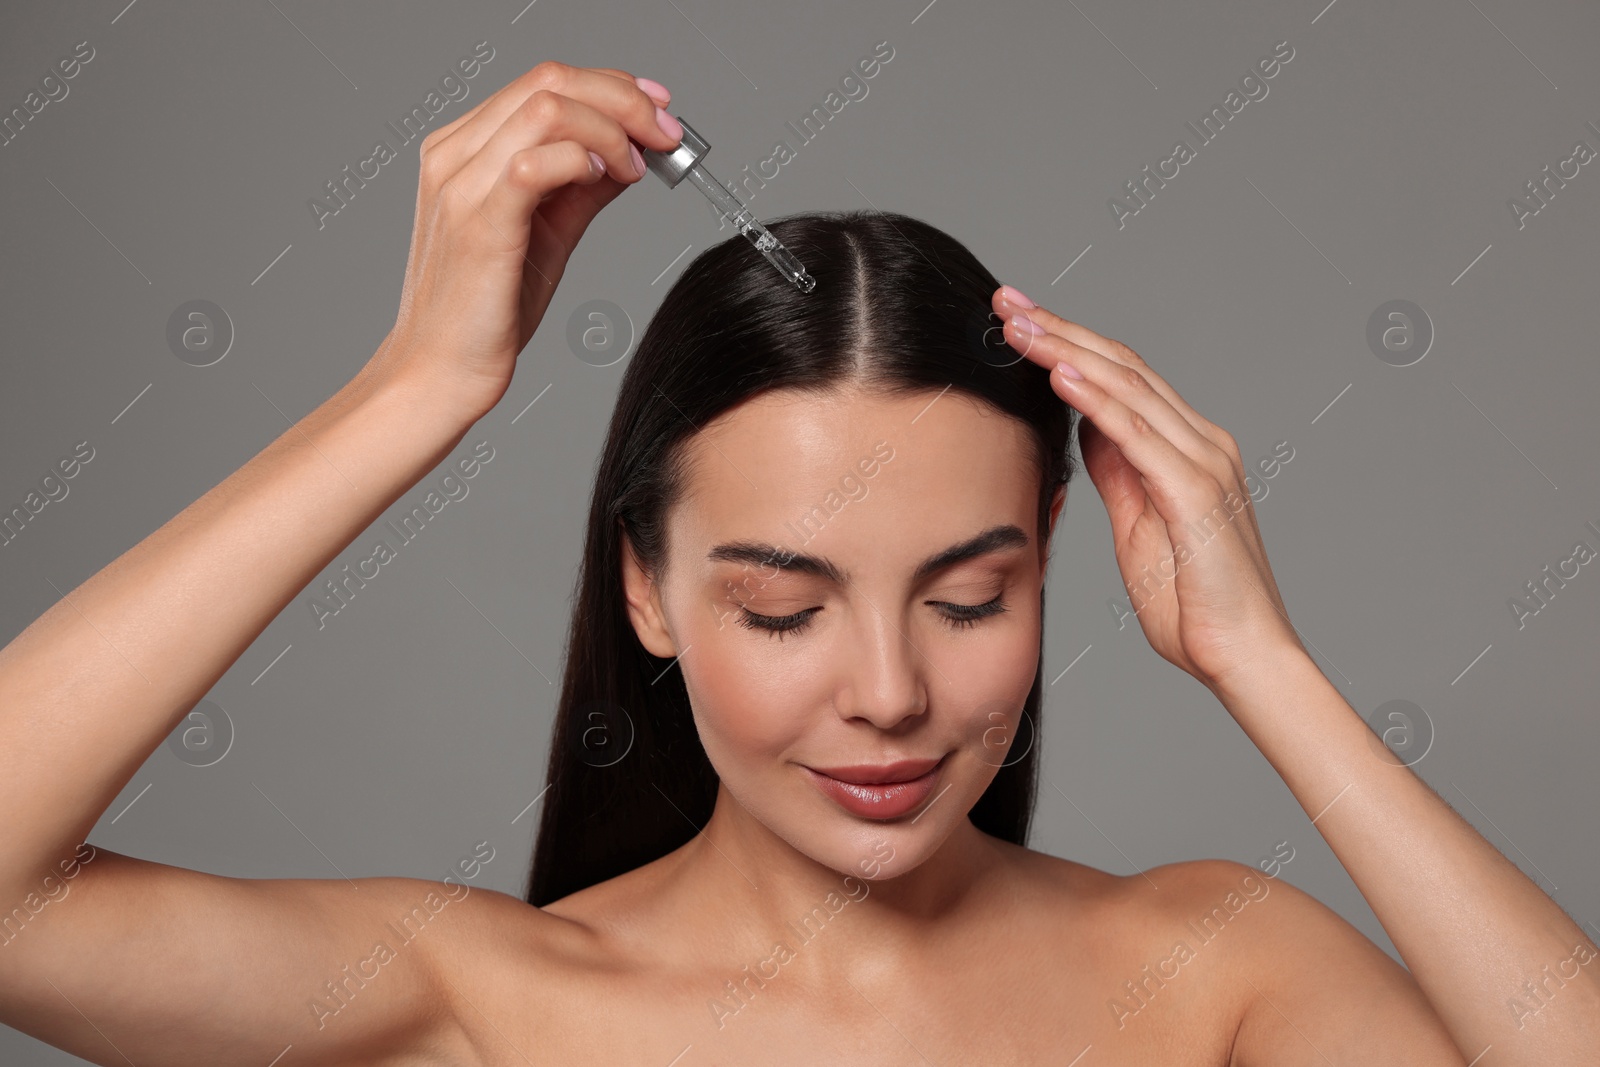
left=526, top=163, right=627, bottom=258
left=1000, top=311, right=1228, bottom=475
left=1076, top=415, right=1152, bottom=542
left=452, top=89, right=646, bottom=203
left=454, top=64, right=652, bottom=130
left=1008, top=322, right=1225, bottom=526
left=424, top=63, right=619, bottom=155
left=992, top=288, right=1228, bottom=449
left=584, top=66, right=670, bottom=102
left=442, top=66, right=642, bottom=151
left=429, top=62, right=675, bottom=176
left=464, top=140, right=611, bottom=253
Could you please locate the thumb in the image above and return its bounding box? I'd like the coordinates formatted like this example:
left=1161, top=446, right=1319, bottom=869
left=1079, top=416, right=1147, bottom=538
left=539, top=170, right=628, bottom=255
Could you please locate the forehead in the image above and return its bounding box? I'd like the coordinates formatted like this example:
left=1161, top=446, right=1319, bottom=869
left=669, top=387, right=1039, bottom=569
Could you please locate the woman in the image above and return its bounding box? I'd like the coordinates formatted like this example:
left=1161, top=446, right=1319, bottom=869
left=0, top=61, right=1593, bottom=1067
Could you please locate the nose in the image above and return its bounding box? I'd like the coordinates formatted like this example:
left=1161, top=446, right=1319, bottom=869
left=832, top=604, right=930, bottom=729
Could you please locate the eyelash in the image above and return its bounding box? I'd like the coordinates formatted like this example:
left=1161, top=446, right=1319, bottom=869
left=735, top=595, right=1008, bottom=640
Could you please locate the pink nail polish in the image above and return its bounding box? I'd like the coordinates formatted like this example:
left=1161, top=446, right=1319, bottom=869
left=655, top=106, right=683, bottom=142
left=1055, top=361, right=1084, bottom=381
left=1010, top=312, right=1045, bottom=336
left=999, top=284, right=1035, bottom=309
left=629, top=143, right=647, bottom=179
left=634, top=75, right=671, bottom=103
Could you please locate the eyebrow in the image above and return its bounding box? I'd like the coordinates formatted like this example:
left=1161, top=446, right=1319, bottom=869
left=706, top=523, right=1031, bottom=586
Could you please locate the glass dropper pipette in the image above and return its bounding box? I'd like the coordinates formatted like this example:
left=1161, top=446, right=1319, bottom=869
left=640, top=116, right=817, bottom=293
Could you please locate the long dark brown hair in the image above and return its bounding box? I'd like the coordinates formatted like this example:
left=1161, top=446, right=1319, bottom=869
left=526, top=209, right=1077, bottom=907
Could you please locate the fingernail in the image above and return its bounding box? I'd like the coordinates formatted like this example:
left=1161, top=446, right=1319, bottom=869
left=629, top=143, right=647, bottom=179
left=1055, top=361, right=1085, bottom=381
left=634, top=76, right=671, bottom=104
left=999, top=284, right=1035, bottom=309
left=587, top=150, right=606, bottom=178
left=1009, top=312, right=1045, bottom=336
left=655, top=106, right=683, bottom=143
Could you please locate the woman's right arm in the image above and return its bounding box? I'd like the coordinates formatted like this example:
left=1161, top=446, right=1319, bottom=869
left=0, top=61, right=681, bottom=1066
left=0, top=365, right=493, bottom=1066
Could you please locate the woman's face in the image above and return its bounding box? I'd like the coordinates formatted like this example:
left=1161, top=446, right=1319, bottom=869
left=622, top=385, right=1063, bottom=880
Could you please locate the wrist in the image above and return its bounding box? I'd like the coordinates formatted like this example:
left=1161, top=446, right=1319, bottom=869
left=1205, top=644, right=1323, bottom=718
left=348, top=338, right=499, bottom=431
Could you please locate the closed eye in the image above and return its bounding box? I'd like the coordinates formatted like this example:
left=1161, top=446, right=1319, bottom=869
left=736, top=595, right=1007, bottom=640
left=933, top=594, right=1007, bottom=629
left=735, top=606, right=820, bottom=640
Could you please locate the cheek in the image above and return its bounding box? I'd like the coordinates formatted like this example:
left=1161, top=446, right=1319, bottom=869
left=950, top=592, right=1041, bottom=677
left=947, top=608, right=1042, bottom=750
left=675, top=616, right=826, bottom=768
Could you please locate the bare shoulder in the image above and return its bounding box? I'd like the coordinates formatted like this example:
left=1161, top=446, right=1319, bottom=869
left=422, top=877, right=603, bottom=987
left=985, top=843, right=1273, bottom=979
left=394, top=877, right=595, bottom=1064
left=991, top=839, right=1264, bottom=920
left=415, top=856, right=711, bottom=1064
left=1000, top=846, right=1317, bottom=939
left=1053, top=853, right=1467, bottom=1066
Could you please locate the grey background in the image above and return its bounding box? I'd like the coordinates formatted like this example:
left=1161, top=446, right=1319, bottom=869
left=3, top=0, right=1598, bottom=1061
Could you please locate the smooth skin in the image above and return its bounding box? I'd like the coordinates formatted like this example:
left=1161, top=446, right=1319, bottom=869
left=0, top=56, right=1593, bottom=1066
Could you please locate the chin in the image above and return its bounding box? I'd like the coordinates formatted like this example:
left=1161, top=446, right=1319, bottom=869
left=777, top=815, right=933, bottom=884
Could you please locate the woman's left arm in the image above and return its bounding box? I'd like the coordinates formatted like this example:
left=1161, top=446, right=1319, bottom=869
left=1215, top=644, right=1599, bottom=1064
left=990, top=284, right=1600, bottom=1065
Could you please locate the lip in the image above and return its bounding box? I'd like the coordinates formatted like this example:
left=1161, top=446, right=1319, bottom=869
left=802, top=755, right=947, bottom=820
left=808, top=757, right=943, bottom=784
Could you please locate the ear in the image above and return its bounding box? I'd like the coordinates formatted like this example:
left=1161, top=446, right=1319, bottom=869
left=620, top=523, right=678, bottom=658
left=1041, top=484, right=1067, bottom=581
left=1047, top=483, right=1067, bottom=538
